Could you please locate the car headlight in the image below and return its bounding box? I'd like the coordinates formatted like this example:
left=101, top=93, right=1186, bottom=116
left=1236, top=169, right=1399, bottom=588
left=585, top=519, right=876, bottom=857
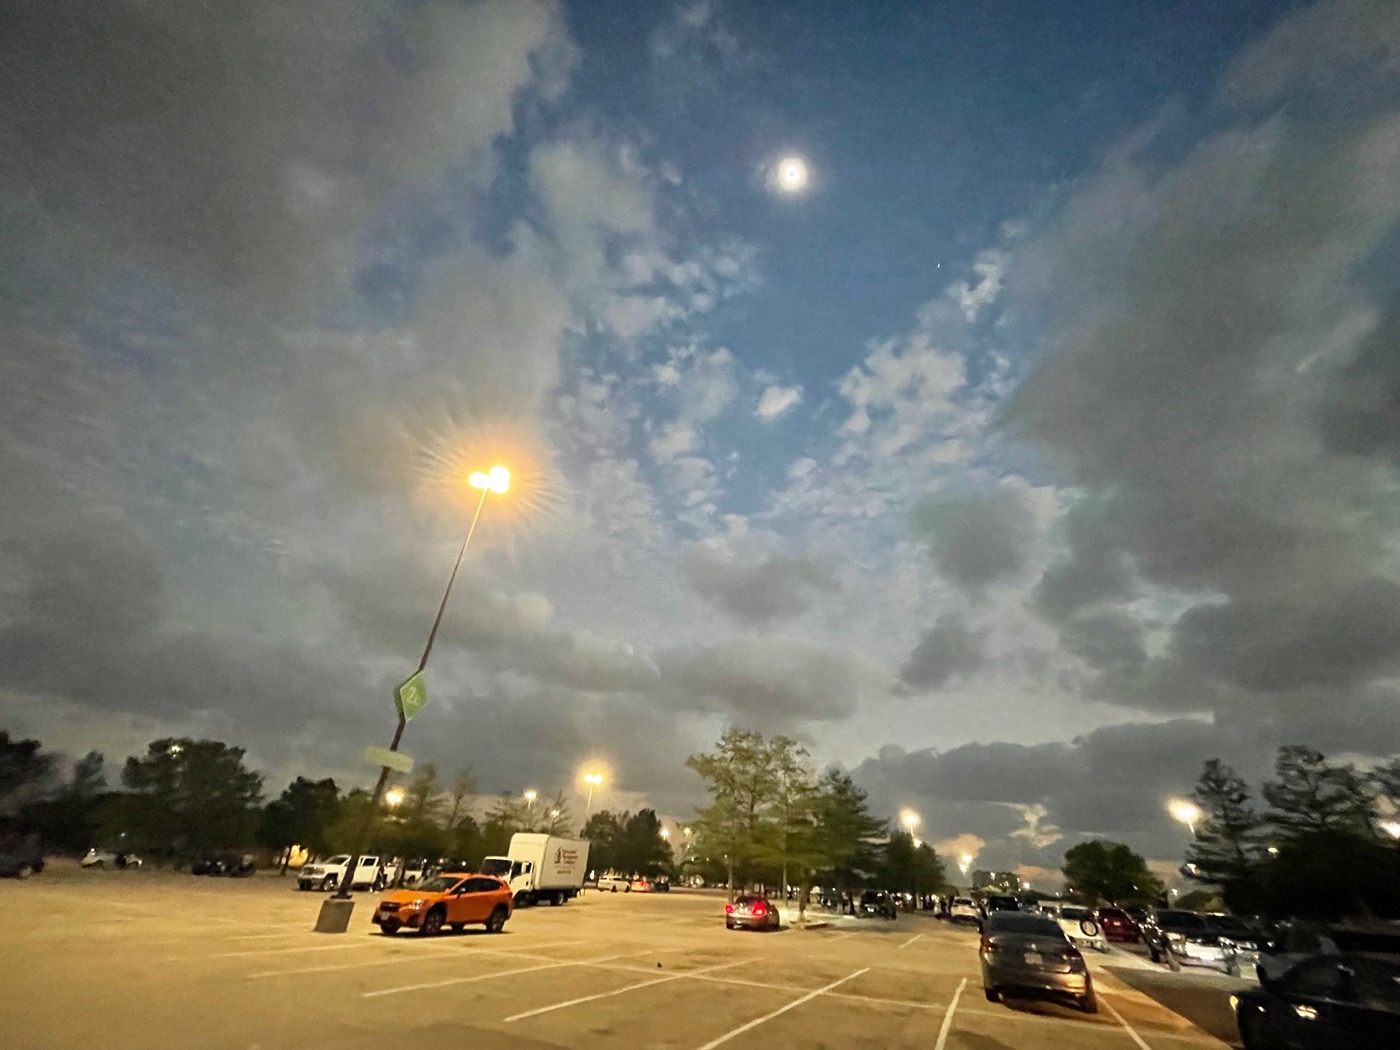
left=405, top=900, right=424, bottom=910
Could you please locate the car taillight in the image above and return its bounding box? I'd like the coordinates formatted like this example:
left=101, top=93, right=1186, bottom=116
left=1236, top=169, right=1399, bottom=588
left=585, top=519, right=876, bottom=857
left=753, top=904, right=766, bottom=916
left=980, top=939, right=1000, bottom=953
left=725, top=904, right=734, bottom=914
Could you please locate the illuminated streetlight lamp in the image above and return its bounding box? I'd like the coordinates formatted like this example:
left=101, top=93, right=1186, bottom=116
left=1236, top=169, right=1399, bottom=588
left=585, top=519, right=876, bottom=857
left=1168, top=799, right=1203, bottom=836
left=384, top=787, right=405, bottom=808
left=900, top=809, right=920, bottom=835
left=524, top=789, right=537, bottom=808
left=326, top=464, right=511, bottom=913
left=583, top=771, right=605, bottom=815
left=1381, top=820, right=1400, bottom=840
left=958, top=853, right=974, bottom=878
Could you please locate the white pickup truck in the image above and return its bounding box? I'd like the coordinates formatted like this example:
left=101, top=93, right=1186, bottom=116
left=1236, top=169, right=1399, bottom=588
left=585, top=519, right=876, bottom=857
left=297, top=854, right=383, bottom=892
left=481, top=833, right=590, bottom=907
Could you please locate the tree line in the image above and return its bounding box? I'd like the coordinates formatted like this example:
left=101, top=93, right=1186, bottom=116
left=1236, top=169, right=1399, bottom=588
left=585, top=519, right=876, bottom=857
left=685, top=728, right=953, bottom=915
left=1182, top=745, right=1400, bottom=920
left=0, top=730, right=650, bottom=871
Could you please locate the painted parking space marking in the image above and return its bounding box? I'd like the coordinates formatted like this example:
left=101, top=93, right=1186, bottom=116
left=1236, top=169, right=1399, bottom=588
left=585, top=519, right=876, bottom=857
left=897, top=932, right=924, bottom=949
left=362, top=948, right=677, bottom=999
left=932, top=977, right=967, bottom=1050
left=505, top=959, right=747, bottom=1022
left=163, top=941, right=377, bottom=962
left=692, top=968, right=870, bottom=1050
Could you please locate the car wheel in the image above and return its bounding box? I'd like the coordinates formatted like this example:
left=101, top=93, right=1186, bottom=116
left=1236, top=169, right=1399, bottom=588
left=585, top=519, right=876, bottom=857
left=726, top=920, right=735, bottom=929
left=550, top=892, right=564, bottom=906
left=611, top=885, right=618, bottom=893
left=94, top=860, right=105, bottom=870
left=1237, top=1011, right=1262, bottom=1050
left=984, top=987, right=999, bottom=1003
left=450, top=923, right=465, bottom=933
left=486, top=906, right=508, bottom=933
left=420, top=908, right=445, bottom=936
left=1080, top=989, right=1098, bottom=1015
left=320, top=875, right=337, bottom=892
left=1148, top=943, right=1161, bottom=963
left=380, top=922, right=399, bottom=936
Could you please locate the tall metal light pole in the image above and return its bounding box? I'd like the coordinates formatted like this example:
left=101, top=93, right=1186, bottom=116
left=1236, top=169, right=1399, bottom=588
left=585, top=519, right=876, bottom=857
left=584, top=772, right=604, bottom=815
left=318, top=466, right=509, bottom=926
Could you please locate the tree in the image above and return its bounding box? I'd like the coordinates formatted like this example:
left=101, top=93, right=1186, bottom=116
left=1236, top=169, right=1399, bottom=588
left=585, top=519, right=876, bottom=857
left=1370, top=757, right=1400, bottom=828
left=581, top=811, right=625, bottom=874
left=0, top=730, right=54, bottom=816
left=387, top=764, right=448, bottom=875
left=810, top=768, right=883, bottom=902
left=755, top=736, right=815, bottom=902
left=1248, top=829, right=1400, bottom=921
left=20, top=750, right=108, bottom=852
left=1185, top=758, right=1264, bottom=886
left=257, top=777, right=339, bottom=873
left=617, top=809, right=673, bottom=877
left=122, top=738, right=264, bottom=860
left=444, top=768, right=477, bottom=832
left=687, top=728, right=779, bottom=899
left=1062, top=841, right=1164, bottom=907
left=1262, top=745, right=1376, bottom=838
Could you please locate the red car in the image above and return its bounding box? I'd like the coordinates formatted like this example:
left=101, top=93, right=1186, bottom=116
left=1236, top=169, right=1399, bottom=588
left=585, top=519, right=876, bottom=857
left=1096, top=907, right=1141, bottom=943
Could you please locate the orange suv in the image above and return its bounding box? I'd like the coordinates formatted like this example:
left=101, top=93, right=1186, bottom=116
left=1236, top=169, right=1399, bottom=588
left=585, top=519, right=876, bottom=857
left=372, top=872, right=513, bottom=936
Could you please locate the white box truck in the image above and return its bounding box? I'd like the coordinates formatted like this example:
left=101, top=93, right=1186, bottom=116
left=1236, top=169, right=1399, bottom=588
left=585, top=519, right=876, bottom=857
left=481, top=833, right=590, bottom=907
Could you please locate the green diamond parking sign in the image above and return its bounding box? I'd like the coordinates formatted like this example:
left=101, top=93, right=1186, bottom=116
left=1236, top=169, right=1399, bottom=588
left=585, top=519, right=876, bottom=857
left=394, top=670, right=429, bottom=721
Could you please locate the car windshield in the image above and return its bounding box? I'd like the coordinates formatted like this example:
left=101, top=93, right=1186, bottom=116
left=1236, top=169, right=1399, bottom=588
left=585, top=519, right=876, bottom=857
left=479, top=859, right=511, bottom=878
left=413, top=876, right=463, bottom=894
left=988, top=914, right=1063, bottom=937
left=1205, top=916, right=1254, bottom=936
left=1061, top=906, right=1090, bottom=921
left=324, top=856, right=348, bottom=865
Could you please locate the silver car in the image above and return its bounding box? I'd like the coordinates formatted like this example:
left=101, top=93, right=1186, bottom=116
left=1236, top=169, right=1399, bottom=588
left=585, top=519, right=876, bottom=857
left=980, top=911, right=1097, bottom=1013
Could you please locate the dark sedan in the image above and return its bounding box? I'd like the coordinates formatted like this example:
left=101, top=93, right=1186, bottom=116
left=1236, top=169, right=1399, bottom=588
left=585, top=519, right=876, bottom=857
left=980, top=911, right=1096, bottom=1013
left=1233, top=953, right=1400, bottom=1049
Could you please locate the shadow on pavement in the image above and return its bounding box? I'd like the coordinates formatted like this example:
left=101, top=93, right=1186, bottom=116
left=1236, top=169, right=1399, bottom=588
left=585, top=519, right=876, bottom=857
left=1106, top=967, right=1245, bottom=1048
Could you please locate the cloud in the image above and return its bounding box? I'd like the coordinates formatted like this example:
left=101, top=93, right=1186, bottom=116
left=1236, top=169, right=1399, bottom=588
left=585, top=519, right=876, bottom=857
left=0, top=0, right=567, bottom=321
left=656, top=638, right=859, bottom=724
left=756, top=385, right=803, bottom=420
left=912, top=486, right=1038, bottom=595
left=1003, top=0, right=1400, bottom=737
left=948, top=248, right=1009, bottom=323
left=682, top=540, right=837, bottom=626
left=896, top=614, right=985, bottom=692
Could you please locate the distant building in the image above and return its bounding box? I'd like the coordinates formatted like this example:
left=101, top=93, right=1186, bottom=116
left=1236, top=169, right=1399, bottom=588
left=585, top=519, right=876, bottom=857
left=972, top=869, right=1020, bottom=894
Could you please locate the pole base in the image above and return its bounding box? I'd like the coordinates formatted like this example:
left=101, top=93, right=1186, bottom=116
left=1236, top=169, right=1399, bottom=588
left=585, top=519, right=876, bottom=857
left=315, top=896, right=355, bottom=933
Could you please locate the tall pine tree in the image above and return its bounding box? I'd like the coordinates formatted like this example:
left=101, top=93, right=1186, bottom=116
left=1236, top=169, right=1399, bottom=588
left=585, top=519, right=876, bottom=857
left=1184, top=758, right=1263, bottom=885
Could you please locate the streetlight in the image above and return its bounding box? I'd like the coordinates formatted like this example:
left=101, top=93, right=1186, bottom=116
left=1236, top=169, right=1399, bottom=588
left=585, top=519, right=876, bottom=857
left=1168, top=799, right=1202, bottom=836
left=583, top=771, right=605, bottom=814
left=958, top=853, right=974, bottom=879
left=326, top=464, right=510, bottom=913
left=524, top=789, right=537, bottom=808
left=384, top=787, right=405, bottom=808
left=900, top=809, right=920, bottom=836
left=1381, top=820, right=1400, bottom=840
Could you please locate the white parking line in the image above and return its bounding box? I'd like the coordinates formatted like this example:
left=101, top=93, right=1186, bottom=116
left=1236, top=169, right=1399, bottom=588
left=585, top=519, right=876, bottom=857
left=692, top=968, right=870, bottom=1050
left=505, top=959, right=747, bottom=1023
left=163, top=941, right=376, bottom=962
left=249, top=946, right=557, bottom=979
left=933, top=977, right=967, bottom=1050
left=897, top=933, right=924, bottom=950
left=362, top=949, right=674, bottom=999
left=585, top=962, right=950, bottom=1011
left=1102, top=996, right=1155, bottom=1050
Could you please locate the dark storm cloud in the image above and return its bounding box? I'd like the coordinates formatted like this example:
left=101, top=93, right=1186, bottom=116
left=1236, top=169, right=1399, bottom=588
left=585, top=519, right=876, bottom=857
left=895, top=614, right=985, bottom=692
left=912, top=488, right=1036, bottom=595
left=1005, top=3, right=1400, bottom=728
left=0, top=515, right=375, bottom=757
left=681, top=546, right=837, bottom=626
left=655, top=640, right=858, bottom=724
left=0, top=0, right=568, bottom=319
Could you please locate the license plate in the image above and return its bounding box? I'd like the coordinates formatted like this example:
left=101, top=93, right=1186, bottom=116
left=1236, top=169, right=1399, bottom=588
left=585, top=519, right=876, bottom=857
left=1024, top=952, right=1042, bottom=966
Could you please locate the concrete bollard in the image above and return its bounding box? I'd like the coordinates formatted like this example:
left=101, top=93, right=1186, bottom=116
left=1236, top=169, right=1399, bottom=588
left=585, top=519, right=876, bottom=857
left=315, top=897, right=355, bottom=933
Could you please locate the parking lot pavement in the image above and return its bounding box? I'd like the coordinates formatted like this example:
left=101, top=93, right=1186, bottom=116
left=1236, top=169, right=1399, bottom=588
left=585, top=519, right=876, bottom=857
left=3, top=865, right=1244, bottom=1050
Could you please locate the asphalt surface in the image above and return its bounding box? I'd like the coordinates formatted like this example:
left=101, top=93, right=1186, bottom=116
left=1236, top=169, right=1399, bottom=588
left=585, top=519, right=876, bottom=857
left=4, top=862, right=1248, bottom=1050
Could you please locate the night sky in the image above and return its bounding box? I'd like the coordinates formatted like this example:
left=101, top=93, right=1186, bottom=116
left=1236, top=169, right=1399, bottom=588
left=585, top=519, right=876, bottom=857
left=3, top=0, right=1398, bottom=886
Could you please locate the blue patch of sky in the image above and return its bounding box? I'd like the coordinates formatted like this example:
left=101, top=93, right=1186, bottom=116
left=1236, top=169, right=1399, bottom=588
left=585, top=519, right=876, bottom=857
left=564, top=0, right=1313, bottom=393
